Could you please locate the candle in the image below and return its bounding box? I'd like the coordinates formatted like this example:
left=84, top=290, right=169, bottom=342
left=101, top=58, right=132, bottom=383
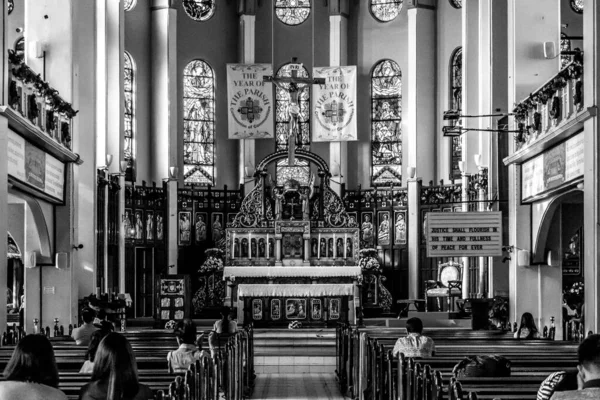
left=267, top=233, right=270, bottom=258
left=248, top=232, right=252, bottom=260
left=232, top=233, right=236, bottom=259
left=317, top=233, right=321, bottom=259
left=344, top=233, right=347, bottom=259
left=333, top=234, right=336, bottom=258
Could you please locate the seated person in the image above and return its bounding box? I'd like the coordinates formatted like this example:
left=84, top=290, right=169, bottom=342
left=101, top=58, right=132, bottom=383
left=71, top=308, right=98, bottom=346
left=0, top=334, right=67, bottom=400
left=392, top=317, right=435, bottom=358
left=537, top=370, right=578, bottom=400
left=514, top=312, right=540, bottom=339
left=209, top=307, right=238, bottom=357
left=167, top=319, right=206, bottom=374
left=80, top=329, right=110, bottom=374
left=551, top=334, right=600, bottom=399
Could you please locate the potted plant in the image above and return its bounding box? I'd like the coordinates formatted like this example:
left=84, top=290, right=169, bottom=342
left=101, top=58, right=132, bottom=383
left=488, top=296, right=509, bottom=330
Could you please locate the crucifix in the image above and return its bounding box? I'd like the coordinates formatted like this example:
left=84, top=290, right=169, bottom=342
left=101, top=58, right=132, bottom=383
left=264, top=57, right=325, bottom=165
left=286, top=197, right=299, bottom=220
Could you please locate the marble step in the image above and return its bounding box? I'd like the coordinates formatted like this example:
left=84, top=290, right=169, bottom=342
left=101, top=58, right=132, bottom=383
left=254, top=355, right=336, bottom=374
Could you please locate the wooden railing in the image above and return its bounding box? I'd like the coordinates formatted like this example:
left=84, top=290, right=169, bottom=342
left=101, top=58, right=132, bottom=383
left=512, top=56, right=584, bottom=153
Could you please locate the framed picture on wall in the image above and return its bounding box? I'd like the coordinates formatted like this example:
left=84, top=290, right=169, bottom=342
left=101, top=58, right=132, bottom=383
left=394, top=210, right=407, bottom=245
left=155, top=211, right=164, bottom=242
left=330, top=298, right=340, bottom=320
left=311, top=299, right=322, bottom=320
left=194, top=212, right=208, bottom=244
left=178, top=211, right=192, bottom=245
left=146, top=211, right=154, bottom=243
left=377, top=211, right=391, bottom=246
left=286, top=299, right=307, bottom=320
left=347, top=212, right=358, bottom=227
left=211, top=213, right=224, bottom=243
left=252, top=299, right=263, bottom=320
left=133, top=210, right=144, bottom=242
left=271, top=299, right=281, bottom=320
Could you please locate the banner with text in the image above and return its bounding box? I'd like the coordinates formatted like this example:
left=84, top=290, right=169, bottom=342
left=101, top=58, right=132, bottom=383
left=7, top=130, right=65, bottom=202
left=312, top=66, right=357, bottom=142
left=426, top=212, right=503, bottom=257
left=521, top=132, right=584, bottom=201
left=227, top=64, right=274, bottom=139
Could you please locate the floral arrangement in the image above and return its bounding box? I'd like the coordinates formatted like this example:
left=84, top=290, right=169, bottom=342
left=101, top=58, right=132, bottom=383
left=198, top=248, right=224, bottom=274
left=288, top=321, right=302, bottom=329
left=358, top=248, right=382, bottom=273
left=569, top=282, right=584, bottom=298
left=164, top=320, right=176, bottom=330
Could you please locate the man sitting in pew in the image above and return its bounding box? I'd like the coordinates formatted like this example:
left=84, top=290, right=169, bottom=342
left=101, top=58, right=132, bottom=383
left=551, top=334, right=600, bottom=399
left=71, top=308, right=98, bottom=346
left=392, top=317, right=436, bottom=358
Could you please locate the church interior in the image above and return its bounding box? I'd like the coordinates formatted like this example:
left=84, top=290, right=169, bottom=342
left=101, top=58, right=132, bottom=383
left=0, top=0, right=599, bottom=398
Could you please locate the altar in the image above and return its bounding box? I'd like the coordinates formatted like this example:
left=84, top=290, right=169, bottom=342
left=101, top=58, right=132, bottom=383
left=223, top=150, right=361, bottom=327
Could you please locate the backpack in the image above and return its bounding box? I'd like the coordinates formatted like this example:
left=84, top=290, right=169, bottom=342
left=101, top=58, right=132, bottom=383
left=453, top=355, right=511, bottom=378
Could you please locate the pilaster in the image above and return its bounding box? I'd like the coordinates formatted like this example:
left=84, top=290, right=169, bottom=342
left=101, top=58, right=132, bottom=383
left=239, top=4, right=256, bottom=194
left=166, top=179, right=178, bottom=273
left=407, top=178, right=420, bottom=299
left=0, top=116, right=8, bottom=331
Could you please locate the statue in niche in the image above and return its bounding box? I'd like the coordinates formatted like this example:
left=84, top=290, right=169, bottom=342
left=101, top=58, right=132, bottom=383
left=346, top=238, right=353, bottom=258
left=336, top=238, right=344, bottom=258
left=328, top=238, right=334, bottom=258
left=362, top=214, right=374, bottom=245
left=268, top=238, right=275, bottom=258
left=378, top=213, right=390, bottom=245
left=241, top=238, right=248, bottom=257
left=299, top=188, right=311, bottom=220
left=311, top=238, right=318, bottom=257
left=273, top=188, right=285, bottom=220
left=234, top=238, right=240, bottom=257
left=320, top=238, right=327, bottom=258
left=195, top=214, right=207, bottom=243
left=251, top=238, right=257, bottom=258
left=258, top=238, right=266, bottom=258
left=394, top=213, right=406, bottom=245
left=212, top=215, right=223, bottom=242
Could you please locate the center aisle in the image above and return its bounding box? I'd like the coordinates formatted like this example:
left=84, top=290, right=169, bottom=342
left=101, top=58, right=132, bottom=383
left=251, top=373, right=347, bottom=400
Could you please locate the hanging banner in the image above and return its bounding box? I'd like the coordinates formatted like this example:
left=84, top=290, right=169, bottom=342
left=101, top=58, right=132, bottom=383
left=227, top=64, right=274, bottom=139
left=312, top=66, right=357, bottom=142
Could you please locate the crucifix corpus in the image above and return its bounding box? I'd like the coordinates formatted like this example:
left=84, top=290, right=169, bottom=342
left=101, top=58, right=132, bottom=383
left=264, top=57, right=325, bottom=165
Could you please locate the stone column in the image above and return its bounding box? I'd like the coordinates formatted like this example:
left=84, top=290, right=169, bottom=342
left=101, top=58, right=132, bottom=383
left=406, top=2, right=436, bottom=185
left=461, top=171, right=470, bottom=299
left=239, top=1, right=257, bottom=194
left=407, top=178, right=421, bottom=299
left=150, top=0, right=178, bottom=183
left=328, top=0, right=349, bottom=195
left=0, top=116, right=9, bottom=331
left=583, top=0, right=600, bottom=334
left=118, top=173, right=126, bottom=293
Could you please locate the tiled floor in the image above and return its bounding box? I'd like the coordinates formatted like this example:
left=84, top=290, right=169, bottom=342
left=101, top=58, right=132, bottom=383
left=252, top=373, right=348, bottom=399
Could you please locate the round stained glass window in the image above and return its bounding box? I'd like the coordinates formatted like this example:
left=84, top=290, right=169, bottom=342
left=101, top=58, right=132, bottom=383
left=449, top=0, right=462, bottom=9
left=570, top=0, right=583, bottom=14
left=7, top=0, right=13, bottom=15
left=124, top=0, right=136, bottom=11
left=183, top=0, right=216, bottom=22
left=370, top=0, right=403, bottom=23
left=275, top=0, right=311, bottom=26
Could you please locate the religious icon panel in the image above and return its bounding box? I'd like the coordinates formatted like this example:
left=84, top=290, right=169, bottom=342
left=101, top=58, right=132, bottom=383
left=178, top=211, right=192, bottom=245
left=271, top=299, right=281, bottom=320
left=286, top=299, right=307, bottom=320
left=394, top=210, right=407, bottom=245
left=134, top=210, right=144, bottom=242
left=211, top=213, right=224, bottom=243
left=377, top=211, right=391, bottom=246
left=194, top=212, right=208, bottom=244
left=253, top=299, right=263, bottom=320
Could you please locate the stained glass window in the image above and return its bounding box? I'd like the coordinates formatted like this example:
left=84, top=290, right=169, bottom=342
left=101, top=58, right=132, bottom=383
left=124, top=52, right=135, bottom=174
left=450, top=47, right=462, bottom=181
left=275, top=0, right=311, bottom=26
left=183, top=60, right=215, bottom=186
left=449, top=0, right=461, bottom=9
left=14, top=37, right=24, bottom=57
left=560, top=33, right=572, bottom=69
left=7, top=0, right=13, bottom=15
left=183, top=0, right=216, bottom=21
left=570, top=0, right=583, bottom=14
left=371, top=59, right=402, bottom=186
left=370, top=0, right=402, bottom=22
left=124, top=0, right=136, bottom=11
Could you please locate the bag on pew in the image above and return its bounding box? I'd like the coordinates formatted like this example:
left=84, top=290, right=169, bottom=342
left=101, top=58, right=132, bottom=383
left=452, top=355, right=511, bottom=378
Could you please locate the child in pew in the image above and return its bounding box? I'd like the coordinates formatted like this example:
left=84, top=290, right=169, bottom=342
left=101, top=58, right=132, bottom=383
left=0, top=334, right=67, bottom=400
left=550, top=334, right=600, bottom=399
left=167, top=318, right=208, bottom=374
left=392, top=317, right=436, bottom=358
left=80, top=328, right=111, bottom=374
left=514, top=312, right=541, bottom=339
left=79, top=332, right=154, bottom=400
left=72, top=308, right=99, bottom=346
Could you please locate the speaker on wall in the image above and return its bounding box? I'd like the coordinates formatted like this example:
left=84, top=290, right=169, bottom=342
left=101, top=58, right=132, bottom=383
left=543, top=41, right=556, bottom=59
left=55, top=252, right=68, bottom=270
left=25, top=251, right=36, bottom=269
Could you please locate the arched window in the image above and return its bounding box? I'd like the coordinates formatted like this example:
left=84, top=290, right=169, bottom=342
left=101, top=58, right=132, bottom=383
left=124, top=0, right=136, bottom=11
left=371, top=59, right=402, bottom=186
left=14, top=37, right=24, bottom=58
left=8, top=0, right=14, bottom=15
left=275, top=63, right=311, bottom=185
left=124, top=52, right=135, bottom=175
left=561, top=33, right=572, bottom=69
left=182, top=0, right=216, bottom=21
left=570, top=0, right=583, bottom=14
left=183, top=60, right=216, bottom=186
left=275, top=0, right=311, bottom=26
left=449, top=0, right=461, bottom=8
left=449, top=47, right=462, bottom=181
left=369, top=0, right=403, bottom=22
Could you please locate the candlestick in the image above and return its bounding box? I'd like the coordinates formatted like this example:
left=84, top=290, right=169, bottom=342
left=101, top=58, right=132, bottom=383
left=248, top=232, right=252, bottom=260
left=317, top=233, right=321, bottom=259
left=232, top=233, right=236, bottom=259
left=267, top=233, right=270, bottom=259
left=344, top=233, right=347, bottom=259
left=333, top=234, right=336, bottom=258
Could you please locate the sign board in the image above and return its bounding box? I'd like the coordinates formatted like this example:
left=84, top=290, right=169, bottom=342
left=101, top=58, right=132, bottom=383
left=227, top=64, right=274, bottom=139
left=7, top=130, right=65, bottom=202
left=521, top=132, right=584, bottom=201
left=312, top=66, right=357, bottom=142
left=426, top=212, right=503, bottom=257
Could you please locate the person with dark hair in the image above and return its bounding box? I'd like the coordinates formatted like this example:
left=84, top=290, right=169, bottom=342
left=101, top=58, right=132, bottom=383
left=537, top=370, right=578, bottom=400
left=551, top=334, right=600, bottom=399
left=79, top=332, right=153, bottom=400
left=72, top=308, right=99, bottom=346
left=167, top=318, right=207, bottom=374
left=208, top=307, right=238, bottom=357
left=79, top=329, right=111, bottom=374
left=0, top=334, right=67, bottom=399
left=514, top=312, right=540, bottom=339
left=392, top=317, right=435, bottom=358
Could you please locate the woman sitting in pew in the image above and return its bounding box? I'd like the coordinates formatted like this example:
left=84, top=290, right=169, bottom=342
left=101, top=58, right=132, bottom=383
left=80, top=328, right=111, bottom=374
left=209, top=306, right=238, bottom=357
left=167, top=318, right=207, bottom=374
left=514, top=312, right=541, bottom=339
left=79, top=332, right=154, bottom=400
left=0, top=334, right=67, bottom=400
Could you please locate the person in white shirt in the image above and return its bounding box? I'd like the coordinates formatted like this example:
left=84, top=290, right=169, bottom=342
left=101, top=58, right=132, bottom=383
left=167, top=319, right=207, bottom=374
left=392, top=317, right=436, bottom=358
left=71, top=308, right=98, bottom=346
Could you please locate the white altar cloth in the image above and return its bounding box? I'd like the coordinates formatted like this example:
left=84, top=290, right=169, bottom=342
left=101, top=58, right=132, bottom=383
left=223, top=266, right=361, bottom=278
left=237, top=284, right=354, bottom=297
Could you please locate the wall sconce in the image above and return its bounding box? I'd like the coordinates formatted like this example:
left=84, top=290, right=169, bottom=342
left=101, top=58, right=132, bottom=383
left=245, top=165, right=255, bottom=178
left=29, top=40, right=45, bottom=59
left=119, top=161, right=128, bottom=173
left=169, top=166, right=179, bottom=179
left=517, top=249, right=530, bottom=267
left=458, top=161, right=465, bottom=173
left=474, top=154, right=482, bottom=168
left=99, top=154, right=113, bottom=171
left=407, top=166, right=416, bottom=179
